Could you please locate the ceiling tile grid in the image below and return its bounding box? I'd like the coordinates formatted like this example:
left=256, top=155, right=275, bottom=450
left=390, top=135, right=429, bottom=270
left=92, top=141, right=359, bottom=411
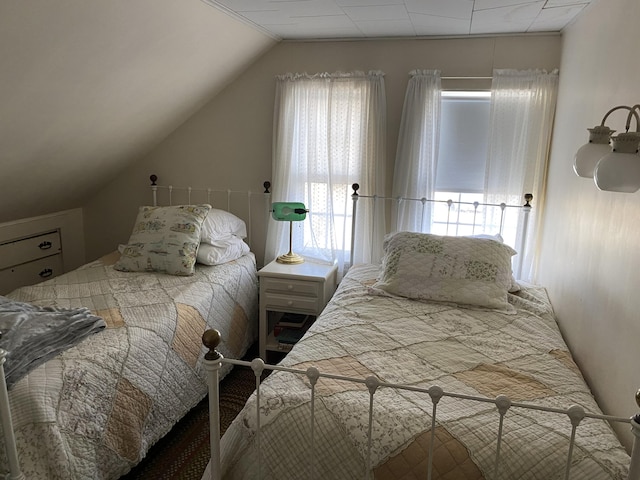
left=204, top=0, right=593, bottom=39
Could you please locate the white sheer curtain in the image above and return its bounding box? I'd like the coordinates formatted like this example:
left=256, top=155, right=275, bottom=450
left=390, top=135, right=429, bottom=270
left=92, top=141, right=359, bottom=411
left=392, top=70, right=441, bottom=232
left=266, top=71, right=386, bottom=277
left=485, top=69, right=559, bottom=281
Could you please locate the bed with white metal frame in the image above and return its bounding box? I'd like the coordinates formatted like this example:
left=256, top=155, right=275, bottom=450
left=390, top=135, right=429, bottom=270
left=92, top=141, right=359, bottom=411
left=199, top=184, right=640, bottom=480
left=0, top=176, right=272, bottom=480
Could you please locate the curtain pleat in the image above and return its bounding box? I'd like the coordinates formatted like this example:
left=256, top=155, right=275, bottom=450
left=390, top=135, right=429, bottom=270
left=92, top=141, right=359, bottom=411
left=486, top=69, right=559, bottom=280
left=392, top=70, right=442, bottom=232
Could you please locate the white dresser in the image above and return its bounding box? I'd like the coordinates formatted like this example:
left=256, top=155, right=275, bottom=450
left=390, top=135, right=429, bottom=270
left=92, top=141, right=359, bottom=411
left=0, top=230, right=63, bottom=295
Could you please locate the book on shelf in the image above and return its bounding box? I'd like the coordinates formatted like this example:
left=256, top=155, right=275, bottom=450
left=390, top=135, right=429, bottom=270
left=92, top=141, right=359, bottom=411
left=276, top=313, right=311, bottom=328
left=275, top=327, right=307, bottom=345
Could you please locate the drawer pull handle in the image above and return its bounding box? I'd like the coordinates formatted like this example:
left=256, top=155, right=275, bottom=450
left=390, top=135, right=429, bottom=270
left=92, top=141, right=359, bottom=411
left=38, top=241, right=52, bottom=250
left=287, top=300, right=293, bottom=306
left=39, top=268, right=53, bottom=278
left=287, top=284, right=293, bottom=290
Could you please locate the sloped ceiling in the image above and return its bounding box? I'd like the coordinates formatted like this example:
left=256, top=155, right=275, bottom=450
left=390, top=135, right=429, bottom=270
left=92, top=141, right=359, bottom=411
left=0, top=0, right=275, bottom=224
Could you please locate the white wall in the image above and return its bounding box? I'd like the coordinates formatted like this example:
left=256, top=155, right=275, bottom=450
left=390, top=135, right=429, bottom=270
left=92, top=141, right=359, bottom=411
left=84, top=34, right=561, bottom=268
left=537, top=0, right=640, bottom=449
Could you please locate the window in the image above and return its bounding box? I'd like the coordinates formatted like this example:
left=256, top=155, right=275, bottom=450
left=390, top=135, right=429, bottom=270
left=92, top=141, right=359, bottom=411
left=432, top=91, right=506, bottom=237
left=436, top=91, right=491, bottom=194
left=268, top=72, right=386, bottom=275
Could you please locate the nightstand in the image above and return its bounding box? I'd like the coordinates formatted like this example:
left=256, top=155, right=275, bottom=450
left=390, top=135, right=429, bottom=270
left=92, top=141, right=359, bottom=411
left=258, top=260, right=338, bottom=360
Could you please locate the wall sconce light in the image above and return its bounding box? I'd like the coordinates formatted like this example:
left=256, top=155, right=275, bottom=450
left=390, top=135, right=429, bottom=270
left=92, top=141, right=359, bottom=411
left=574, top=104, right=640, bottom=192
left=271, top=202, right=308, bottom=264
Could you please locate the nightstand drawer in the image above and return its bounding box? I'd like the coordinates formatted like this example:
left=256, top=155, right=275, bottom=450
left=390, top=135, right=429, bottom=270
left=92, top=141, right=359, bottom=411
left=262, top=292, right=320, bottom=314
left=261, top=277, right=320, bottom=297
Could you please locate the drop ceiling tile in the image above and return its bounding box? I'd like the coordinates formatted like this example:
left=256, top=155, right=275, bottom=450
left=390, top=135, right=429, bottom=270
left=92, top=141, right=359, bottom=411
left=545, top=0, right=590, bottom=6
left=470, top=2, right=545, bottom=34
left=356, top=19, right=416, bottom=37
left=411, top=12, right=471, bottom=35
left=472, top=1, right=544, bottom=23
left=203, top=0, right=594, bottom=39
left=528, top=4, right=588, bottom=31
left=471, top=20, right=531, bottom=35
left=290, top=0, right=346, bottom=16
left=211, top=0, right=277, bottom=12
left=474, top=0, right=539, bottom=10
left=343, top=4, right=409, bottom=21
left=335, top=0, right=405, bottom=5
left=406, top=0, right=473, bottom=20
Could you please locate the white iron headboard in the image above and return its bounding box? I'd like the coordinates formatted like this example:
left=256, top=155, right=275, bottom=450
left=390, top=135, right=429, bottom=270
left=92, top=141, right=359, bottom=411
left=349, top=183, right=533, bottom=278
left=148, top=174, right=272, bottom=266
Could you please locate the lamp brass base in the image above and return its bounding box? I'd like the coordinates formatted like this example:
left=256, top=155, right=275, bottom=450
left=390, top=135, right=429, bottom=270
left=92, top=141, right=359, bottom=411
left=276, top=252, right=304, bottom=264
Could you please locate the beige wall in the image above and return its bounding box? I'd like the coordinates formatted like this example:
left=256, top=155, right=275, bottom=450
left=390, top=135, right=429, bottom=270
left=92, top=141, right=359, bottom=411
left=84, top=34, right=561, bottom=268
left=537, top=0, right=640, bottom=450
left=0, top=0, right=275, bottom=225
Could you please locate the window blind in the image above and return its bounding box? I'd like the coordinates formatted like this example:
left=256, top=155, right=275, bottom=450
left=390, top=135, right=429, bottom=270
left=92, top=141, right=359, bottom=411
left=436, top=93, right=490, bottom=193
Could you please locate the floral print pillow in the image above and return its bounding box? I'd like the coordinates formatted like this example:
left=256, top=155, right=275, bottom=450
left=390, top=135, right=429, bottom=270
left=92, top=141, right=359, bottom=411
left=373, top=231, right=516, bottom=312
left=114, top=204, right=211, bottom=276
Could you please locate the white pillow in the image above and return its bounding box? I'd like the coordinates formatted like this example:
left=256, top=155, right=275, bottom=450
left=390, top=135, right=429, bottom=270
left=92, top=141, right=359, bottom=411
left=373, top=232, right=516, bottom=312
left=196, top=235, right=250, bottom=265
left=114, top=204, right=211, bottom=276
left=468, top=233, right=520, bottom=293
left=200, top=209, right=247, bottom=243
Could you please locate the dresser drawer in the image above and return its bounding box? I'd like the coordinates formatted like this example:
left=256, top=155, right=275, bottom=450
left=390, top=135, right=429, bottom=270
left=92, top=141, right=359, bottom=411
left=261, top=292, right=320, bottom=314
left=0, top=254, right=63, bottom=295
left=261, top=277, right=320, bottom=297
left=0, top=230, right=62, bottom=270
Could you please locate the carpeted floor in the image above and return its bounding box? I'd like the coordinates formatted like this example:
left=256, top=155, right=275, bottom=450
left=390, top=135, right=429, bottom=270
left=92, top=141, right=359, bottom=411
left=121, top=345, right=261, bottom=480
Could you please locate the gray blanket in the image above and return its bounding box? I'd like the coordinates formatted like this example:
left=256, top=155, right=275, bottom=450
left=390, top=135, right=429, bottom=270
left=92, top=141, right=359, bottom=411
left=0, top=296, right=106, bottom=388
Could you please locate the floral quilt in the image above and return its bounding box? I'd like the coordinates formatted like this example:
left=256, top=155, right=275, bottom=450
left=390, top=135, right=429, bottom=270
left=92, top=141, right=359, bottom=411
left=1, top=251, right=258, bottom=479
left=217, top=264, right=629, bottom=480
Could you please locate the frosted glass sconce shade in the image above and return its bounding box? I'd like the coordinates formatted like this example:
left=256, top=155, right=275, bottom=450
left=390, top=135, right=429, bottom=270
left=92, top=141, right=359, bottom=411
left=594, top=132, right=640, bottom=193
left=574, top=104, right=640, bottom=192
left=574, top=126, right=614, bottom=178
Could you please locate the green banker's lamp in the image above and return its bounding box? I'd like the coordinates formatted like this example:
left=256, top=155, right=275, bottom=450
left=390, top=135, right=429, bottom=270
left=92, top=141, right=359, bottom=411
left=272, top=202, right=308, bottom=264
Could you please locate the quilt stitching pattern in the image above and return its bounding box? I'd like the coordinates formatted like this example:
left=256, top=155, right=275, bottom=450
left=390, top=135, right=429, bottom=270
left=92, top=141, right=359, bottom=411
left=2, top=253, right=259, bottom=479
left=221, top=263, right=629, bottom=480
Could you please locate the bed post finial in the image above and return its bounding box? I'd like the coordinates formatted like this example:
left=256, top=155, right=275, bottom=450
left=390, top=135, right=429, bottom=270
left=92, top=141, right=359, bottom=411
left=263, top=181, right=271, bottom=194
left=352, top=183, right=360, bottom=196
left=150, top=174, right=158, bottom=186
left=202, top=329, right=223, bottom=479
left=202, top=329, right=222, bottom=361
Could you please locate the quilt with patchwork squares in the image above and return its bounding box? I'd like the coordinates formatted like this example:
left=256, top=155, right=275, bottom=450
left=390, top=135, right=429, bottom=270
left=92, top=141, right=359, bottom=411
left=218, top=263, right=629, bottom=479
left=1, top=251, right=258, bottom=479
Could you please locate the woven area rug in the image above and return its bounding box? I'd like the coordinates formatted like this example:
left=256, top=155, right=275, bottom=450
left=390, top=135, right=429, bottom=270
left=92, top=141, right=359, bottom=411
left=122, top=345, right=260, bottom=480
